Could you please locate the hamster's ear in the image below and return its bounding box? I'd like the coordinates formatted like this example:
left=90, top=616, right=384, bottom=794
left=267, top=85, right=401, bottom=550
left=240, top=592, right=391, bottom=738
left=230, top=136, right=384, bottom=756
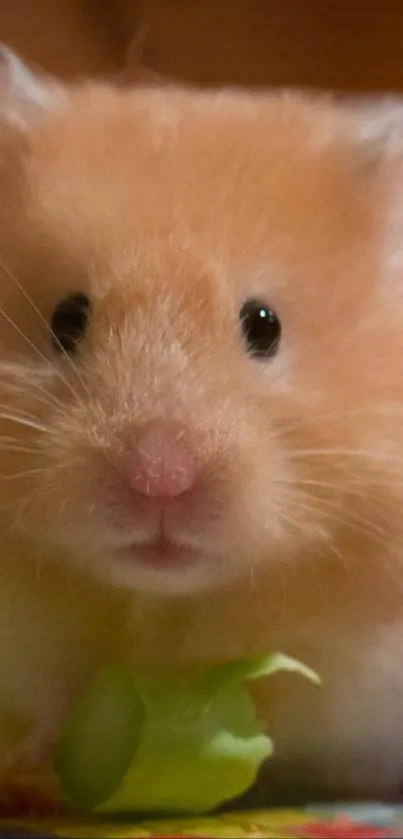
left=344, top=96, right=403, bottom=275
left=0, top=45, right=64, bottom=128
left=342, top=96, right=403, bottom=169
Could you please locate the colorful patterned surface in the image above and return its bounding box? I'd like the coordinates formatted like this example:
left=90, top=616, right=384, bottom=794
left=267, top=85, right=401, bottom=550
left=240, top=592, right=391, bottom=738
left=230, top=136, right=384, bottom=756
left=1, top=805, right=403, bottom=838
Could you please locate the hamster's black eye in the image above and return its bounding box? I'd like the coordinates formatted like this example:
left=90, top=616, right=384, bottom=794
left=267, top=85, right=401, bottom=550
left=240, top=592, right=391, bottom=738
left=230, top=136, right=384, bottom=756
left=240, top=299, right=281, bottom=359
left=51, top=293, right=91, bottom=353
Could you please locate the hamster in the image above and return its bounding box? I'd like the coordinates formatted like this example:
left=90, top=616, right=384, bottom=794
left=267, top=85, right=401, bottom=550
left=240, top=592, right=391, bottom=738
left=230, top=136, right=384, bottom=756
left=1, top=46, right=403, bottom=804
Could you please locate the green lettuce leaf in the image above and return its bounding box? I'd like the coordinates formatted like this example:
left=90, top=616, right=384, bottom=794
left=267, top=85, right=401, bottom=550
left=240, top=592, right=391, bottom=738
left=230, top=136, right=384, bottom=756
left=56, top=653, right=319, bottom=814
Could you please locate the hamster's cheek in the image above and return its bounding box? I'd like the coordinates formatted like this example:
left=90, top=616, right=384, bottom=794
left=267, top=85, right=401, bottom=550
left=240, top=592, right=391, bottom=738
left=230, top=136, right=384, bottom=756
left=229, top=452, right=333, bottom=573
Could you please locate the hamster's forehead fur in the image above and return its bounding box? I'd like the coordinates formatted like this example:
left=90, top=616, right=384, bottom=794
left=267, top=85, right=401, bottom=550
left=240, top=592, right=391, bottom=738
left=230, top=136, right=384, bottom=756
left=23, top=87, right=372, bottom=247
left=1, top=83, right=387, bottom=343
left=7, top=89, right=375, bottom=255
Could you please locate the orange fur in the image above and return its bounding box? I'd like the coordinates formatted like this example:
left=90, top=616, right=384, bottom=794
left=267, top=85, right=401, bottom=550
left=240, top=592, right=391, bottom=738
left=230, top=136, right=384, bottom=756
left=1, top=59, right=403, bottom=803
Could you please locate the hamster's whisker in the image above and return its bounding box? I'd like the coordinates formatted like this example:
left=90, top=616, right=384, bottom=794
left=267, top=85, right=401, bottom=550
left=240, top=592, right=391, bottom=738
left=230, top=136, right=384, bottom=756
left=0, top=300, right=80, bottom=402
left=275, top=403, right=403, bottom=438
left=0, top=445, right=44, bottom=456
left=0, top=361, right=65, bottom=414
left=0, top=468, right=50, bottom=481
left=0, top=497, right=34, bottom=528
left=0, top=382, right=64, bottom=415
left=0, top=255, right=91, bottom=401
left=0, top=411, right=49, bottom=434
left=314, top=501, right=390, bottom=541
left=274, top=508, right=317, bottom=542
left=287, top=447, right=403, bottom=464
left=246, top=554, right=256, bottom=597
left=281, top=476, right=403, bottom=494
left=58, top=497, right=71, bottom=520
left=0, top=402, right=51, bottom=424
left=4, top=482, right=58, bottom=533
left=279, top=477, right=344, bottom=490
left=326, top=540, right=381, bottom=612
left=277, top=491, right=394, bottom=550
left=0, top=434, right=33, bottom=445
left=364, top=556, right=403, bottom=594
left=12, top=493, right=40, bottom=531
left=286, top=489, right=382, bottom=530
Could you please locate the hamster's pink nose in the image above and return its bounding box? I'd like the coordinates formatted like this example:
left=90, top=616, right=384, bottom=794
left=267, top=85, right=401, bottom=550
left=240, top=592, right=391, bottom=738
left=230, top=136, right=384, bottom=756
left=127, top=423, right=199, bottom=502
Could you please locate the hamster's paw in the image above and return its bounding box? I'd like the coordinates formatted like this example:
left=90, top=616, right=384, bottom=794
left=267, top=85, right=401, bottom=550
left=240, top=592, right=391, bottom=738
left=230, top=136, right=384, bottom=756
left=0, top=731, right=61, bottom=815
left=0, top=776, right=62, bottom=817
left=4, top=729, right=56, bottom=775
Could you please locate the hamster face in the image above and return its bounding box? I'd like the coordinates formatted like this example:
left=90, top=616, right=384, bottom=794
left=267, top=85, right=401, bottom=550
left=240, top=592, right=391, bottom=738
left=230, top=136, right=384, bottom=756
left=1, top=78, right=403, bottom=596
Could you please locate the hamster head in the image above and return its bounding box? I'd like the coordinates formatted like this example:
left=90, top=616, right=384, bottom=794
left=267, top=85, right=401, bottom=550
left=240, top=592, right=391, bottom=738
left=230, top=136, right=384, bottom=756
left=0, top=50, right=403, bottom=596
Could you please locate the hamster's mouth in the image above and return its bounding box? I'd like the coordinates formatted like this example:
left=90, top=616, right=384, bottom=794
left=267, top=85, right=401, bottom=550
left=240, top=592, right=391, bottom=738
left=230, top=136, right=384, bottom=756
left=102, top=537, right=231, bottom=594
left=119, top=539, right=201, bottom=570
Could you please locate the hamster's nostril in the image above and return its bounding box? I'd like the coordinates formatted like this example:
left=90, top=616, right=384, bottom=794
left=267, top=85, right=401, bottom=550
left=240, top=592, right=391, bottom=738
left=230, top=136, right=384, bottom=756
left=126, top=422, right=199, bottom=502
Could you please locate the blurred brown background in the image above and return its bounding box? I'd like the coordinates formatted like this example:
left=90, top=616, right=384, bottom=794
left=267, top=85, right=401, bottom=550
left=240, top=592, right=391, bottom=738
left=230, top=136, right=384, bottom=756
left=1, top=0, right=403, bottom=92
